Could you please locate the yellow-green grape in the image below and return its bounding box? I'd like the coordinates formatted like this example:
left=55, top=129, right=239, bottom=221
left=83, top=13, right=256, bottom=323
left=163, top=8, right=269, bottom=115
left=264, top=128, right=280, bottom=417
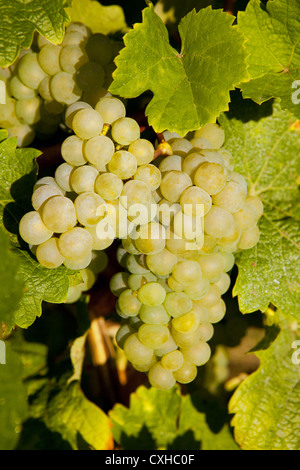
left=182, top=152, right=207, bottom=178
left=192, top=303, right=209, bottom=322
left=84, top=135, right=115, bottom=169
left=171, top=327, right=201, bottom=349
left=172, top=260, right=202, bottom=287
left=189, top=137, right=213, bottom=150
left=59, top=45, right=88, bottom=74
left=194, top=162, right=227, bottom=195
left=160, top=170, right=192, bottom=203
left=194, top=123, right=225, bottom=149
left=111, top=117, right=141, bottom=146
left=126, top=254, right=149, bottom=274
left=38, top=44, right=62, bottom=75
left=183, top=278, right=210, bottom=301
left=196, top=284, right=221, bottom=308
left=219, top=149, right=235, bottom=171
left=132, top=356, right=157, bottom=373
left=58, top=227, right=93, bottom=260
left=15, top=97, right=41, bottom=125
left=108, top=150, right=137, bottom=180
left=170, top=138, right=193, bottom=156
left=66, top=22, right=91, bottom=39
left=181, top=341, right=211, bottom=366
left=237, top=224, right=260, bottom=250
left=41, top=196, right=77, bottom=233
left=148, top=362, right=176, bottom=390
left=95, top=173, right=123, bottom=201
left=159, top=155, right=183, bottom=174
left=167, top=275, right=185, bottom=292
left=79, top=267, right=97, bottom=291
left=246, top=196, right=264, bottom=219
left=213, top=272, right=231, bottom=295
left=50, top=71, right=82, bottom=105
left=31, top=184, right=64, bottom=211
left=217, top=221, right=241, bottom=252
left=72, top=108, right=103, bottom=139
left=134, top=164, right=162, bottom=191
left=198, top=323, right=214, bottom=341
left=55, top=163, right=74, bottom=192
left=122, top=237, right=140, bottom=255
left=85, top=224, right=115, bottom=250
left=63, top=252, right=92, bottom=270
left=82, top=88, right=110, bottom=107
left=116, top=324, right=135, bottom=349
left=74, top=191, right=106, bottom=226
left=146, top=248, right=177, bottom=276
left=138, top=324, right=170, bottom=349
left=180, top=186, right=212, bottom=216
left=163, top=291, right=193, bottom=318
left=229, top=172, right=248, bottom=194
left=9, top=75, right=36, bottom=100
left=38, top=76, right=53, bottom=101
left=62, top=30, right=88, bottom=46
left=19, top=211, right=53, bottom=245
left=233, top=201, right=260, bottom=231
left=197, top=253, right=226, bottom=281
left=0, top=97, right=20, bottom=128
left=85, top=33, right=114, bottom=66
left=110, top=272, right=129, bottom=297
left=134, top=222, right=166, bottom=255
left=95, top=96, right=126, bottom=124
left=207, top=299, right=226, bottom=323
left=139, top=304, right=170, bottom=325
left=154, top=335, right=178, bottom=357
left=65, top=284, right=83, bottom=304
left=204, top=205, right=235, bottom=238
left=173, top=210, right=203, bottom=240
left=219, top=251, right=235, bottom=272
left=128, top=138, right=155, bottom=165
left=34, top=176, right=65, bottom=194
left=65, top=101, right=92, bottom=128
left=70, top=165, right=99, bottom=193
left=18, top=52, right=47, bottom=89
left=212, top=181, right=246, bottom=213
left=7, top=123, right=35, bottom=147
left=35, top=237, right=65, bottom=268
left=200, top=234, right=219, bottom=254
left=127, top=272, right=157, bottom=291
left=173, top=361, right=197, bottom=384
left=117, top=289, right=142, bottom=316
left=61, top=135, right=87, bottom=166
left=137, top=282, right=166, bottom=306
left=161, top=350, right=184, bottom=371
left=76, top=61, right=105, bottom=91
left=121, top=180, right=152, bottom=209
left=172, top=311, right=200, bottom=334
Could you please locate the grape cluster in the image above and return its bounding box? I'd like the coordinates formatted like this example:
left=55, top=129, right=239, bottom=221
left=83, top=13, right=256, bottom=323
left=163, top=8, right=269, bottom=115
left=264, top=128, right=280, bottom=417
left=0, top=22, right=121, bottom=147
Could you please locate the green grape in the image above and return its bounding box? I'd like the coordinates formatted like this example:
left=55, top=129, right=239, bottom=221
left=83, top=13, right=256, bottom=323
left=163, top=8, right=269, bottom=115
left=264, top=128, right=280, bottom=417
left=95, top=96, right=126, bottom=124
left=108, top=150, right=137, bottom=180
left=131, top=356, right=157, bottom=372
left=204, top=205, right=235, bottom=238
left=217, top=221, right=241, bottom=252
left=18, top=52, right=47, bottom=89
left=50, top=71, right=82, bottom=105
left=66, top=22, right=91, bottom=39
left=122, top=237, right=140, bottom=255
left=72, top=108, right=103, bottom=139
left=154, top=335, right=178, bottom=356
left=63, top=252, right=92, bottom=270
left=15, top=97, right=41, bottom=125
left=148, top=362, right=176, bottom=390
left=198, top=322, right=214, bottom=341
left=246, top=196, right=264, bottom=219
left=74, top=191, right=106, bottom=226
left=160, top=170, right=192, bottom=203
left=137, top=282, right=166, bottom=306
left=237, top=224, right=260, bottom=250
left=173, top=361, right=197, bottom=384
left=19, top=211, right=53, bottom=245
left=181, top=341, right=211, bottom=366
left=212, top=181, right=246, bottom=213
left=163, top=291, right=193, bottom=318
left=38, top=44, right=62, bottom=75
left=88, top=251, right=109, bottom=274
left=172, top=260, right=202, bottom=287
left=79, top=268, right=97, bottom=291
left=84, top=135, right=115, bottom=170
left=82, top=87, right=110, bottom=107
left=85, top=33, right=114, bottom=65
left=111, top=117, right=140, bottom=146
left=134, top=222, right=166, bottom=255
left=85, top=224, right=115, bottom=250
left=126, top=254, right=149, bottom=274
left=9, top=75, right=36, bottom=100
left=41, top=196, right=77, bottom=233
left=7, top=123, right=35, bottom=147
left=189, top=137, right=213, bottom=150
left=219, top=251, right=235, bottom=272
left=65, top=284, right=83, bottom=304
left=233, top=201, right=259, bottom=231
left=115, top=324, right=135, bottom=349
left=159, top=155, right=183, bottom=174
left=194, top=123, right=225, bottom=149
left=95, top=173, right=123, bottom=201
left=117, top=289, right=141, bottom=316
left=170, top=138, right=193, bottom=156
left=184, top=278, right=210, bottom=301
left=207, top=299, right=226, bottom=323
left=65, top=101, right=92, bottom=128
left=76, top=61, right=105, bottom=91
left=192, top=303, right=209, bottom=322
left=196, top=284, right=221, bottom=308
left=59, top=45, right=88, bottom=74
left=127, top=272, right=157, bottom=291
left=213, top=272, right=231, bottom=295
left=128, top=138, right=155, bottom=165
left=161, top=350, right=184, bottom=371
left=219, top=149, right=234, bottom=171
left=172, top=311, right=200, bottom=334
left=229, top=171, right=248, bottom=194
left=55, top=163, right=74, bottom=192
left=197, top=253, right=226, bottom=280
left=134, top=164, right=162, bottom=191
left=194, top=162, right=227, bottom=195
left=173, top=210, right=203, bottom=241
left=37, top=77, right=53, bottom=102
left=62, top=30, right=88, bottom=46
left=123, top=333, right=154, bottom=366
left=138, top=324, right=170, bottom=349
left=181, top=152, right=207, bottom=178
left=139, top=304, right=170, bottom=325
left=70, top=165, right=99, bottom=194
left=61, top=135, right=87, bottom=166
left=121, top=180, right=152, bottom=211
left=31, top=184, right=64, bottom=211
left=167, top=275, right=185, bottom=292
left=171, top=327, right=201, bottom=349
left=180, top=186, right=212, bottom=216
left=146, top=248, right=177, bottom=276
left=58, top=227, right=93, bottom=260
left=34, top=176, right=65, bottom=194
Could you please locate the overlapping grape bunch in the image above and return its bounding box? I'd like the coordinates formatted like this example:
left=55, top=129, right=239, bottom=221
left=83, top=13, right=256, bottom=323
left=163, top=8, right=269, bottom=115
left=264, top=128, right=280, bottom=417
left=0, top=21, right=121, bottom=147
left=16, top=22, right=263, bottom=390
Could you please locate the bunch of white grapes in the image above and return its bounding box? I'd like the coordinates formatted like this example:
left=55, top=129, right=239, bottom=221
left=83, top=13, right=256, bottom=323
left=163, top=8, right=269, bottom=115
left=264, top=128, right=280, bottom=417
left=0, top=21, right=121, bottom=147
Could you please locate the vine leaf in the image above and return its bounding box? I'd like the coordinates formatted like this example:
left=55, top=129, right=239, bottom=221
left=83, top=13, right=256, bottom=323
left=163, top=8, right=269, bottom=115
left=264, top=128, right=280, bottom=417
left=219, top=102, right=300, bottom=318
left=0, top=0, right=70, bottom=67
left=66, top=0, right=128, bottom=35
left=109, top=385, right=238, bottom=450
left=110, top=4, right=248, bottom=136
left=238, top=0, right=300, bottom=117
left=229, top=312, right=300, bottom=450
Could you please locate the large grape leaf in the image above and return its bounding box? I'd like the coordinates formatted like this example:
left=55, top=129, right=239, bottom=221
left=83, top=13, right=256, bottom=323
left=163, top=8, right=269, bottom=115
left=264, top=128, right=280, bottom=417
left=109, top=385, right=238, bottom=450
left=109, top=4, right=248, bottom=136
left=219, top=102, right=300, bottom=318
left=229, top=312, right=300, bottom=450
left=238, top=0, right=300, bottom=118
left=66, top=0, right=128, bottom=35
left=0, top=0, right=70, bottom=67
left=0, top=136, right=81, bottom=334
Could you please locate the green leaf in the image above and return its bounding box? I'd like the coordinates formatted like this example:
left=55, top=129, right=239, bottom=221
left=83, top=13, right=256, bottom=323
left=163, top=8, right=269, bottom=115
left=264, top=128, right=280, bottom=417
left=109, top=385, right=238, bottom=450
left=219, top=102, right=300, bottom=318
left=110, top=4, right=248, bottom=136
left=66, top=0, right=128, bottom=35
left=0, top=342, right=28, bottom=450
left=229, top=313, right=300, bottom=450
left=0, top=0, right=70, bottom=67
left=67, top=332, right=88, bottom=384
left=238, top=0, right=300, bottom=117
